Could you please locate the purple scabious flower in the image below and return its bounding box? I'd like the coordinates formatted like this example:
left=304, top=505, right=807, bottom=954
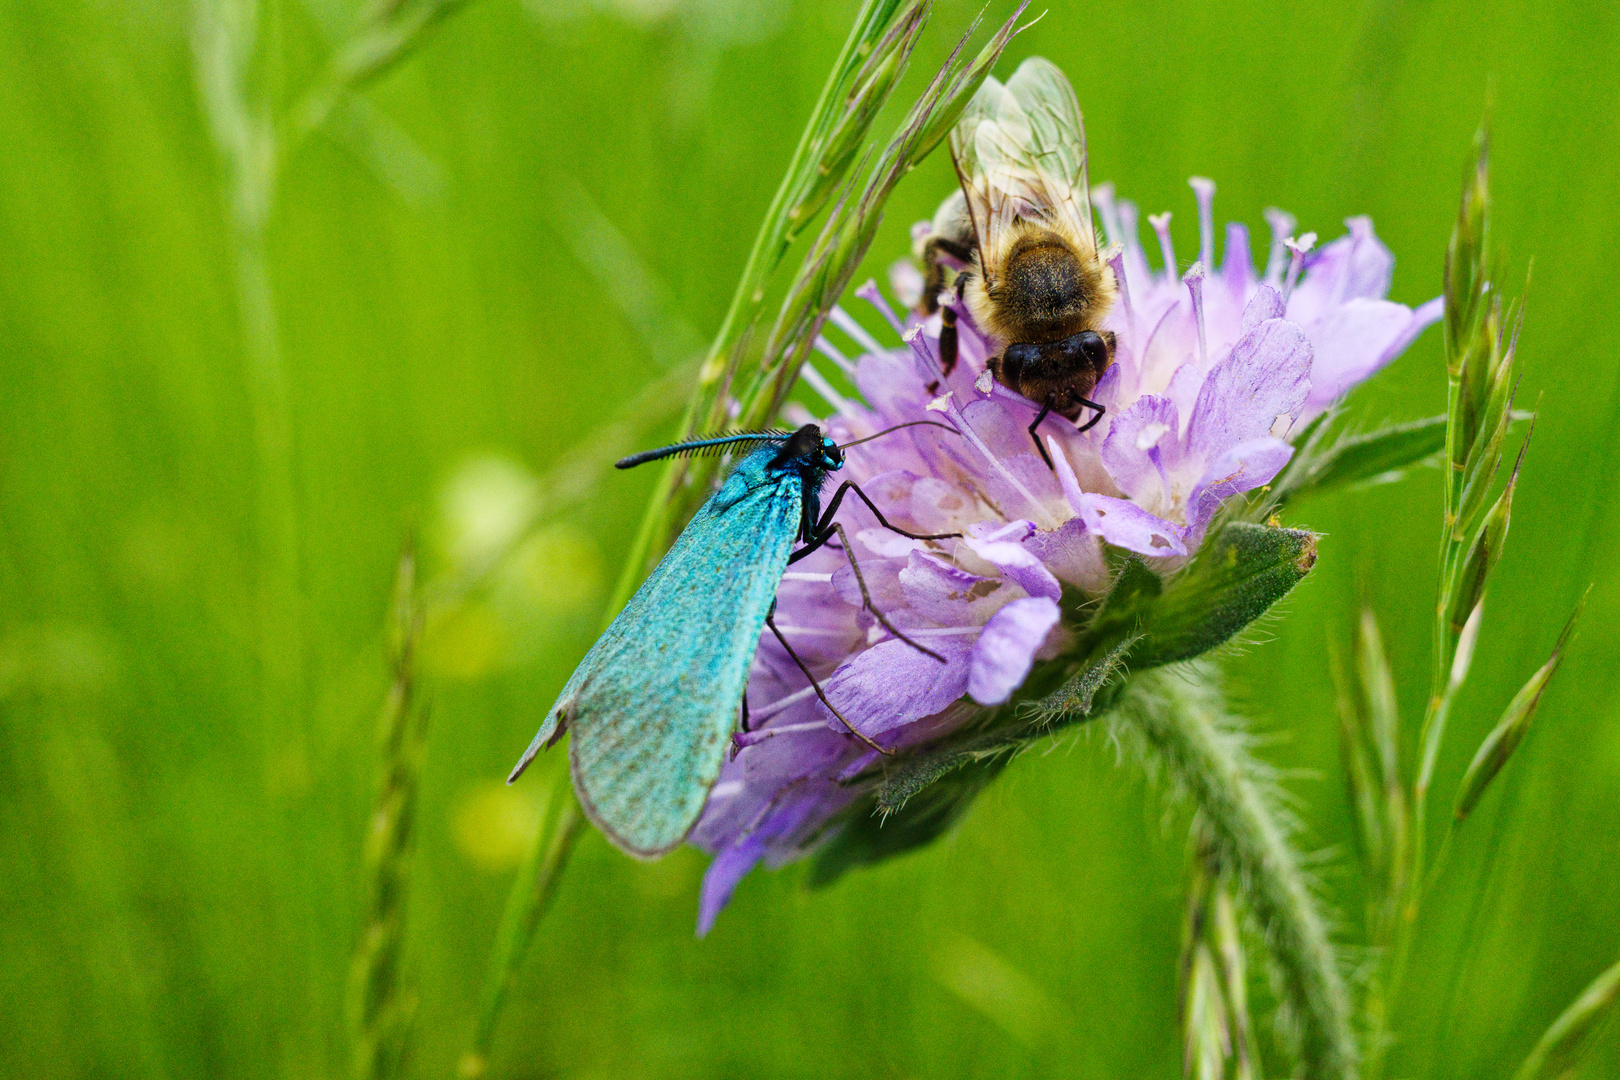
left=689, top=179, right=1440, bottom=934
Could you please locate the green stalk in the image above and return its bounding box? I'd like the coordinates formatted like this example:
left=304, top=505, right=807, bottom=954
left=461, top=6, right=1028, bottom=1067
left=1119, top=670, right=1357, bottom=1080
left=609, top=0, right=911, bottom=611
left=1368, top=119, right=1506, bottom=1080
left=348, top=546, right=430, bottom=1080
left=610, top=1, right=1025, bottom=612
left=457, top=793, right=584, bottom=1079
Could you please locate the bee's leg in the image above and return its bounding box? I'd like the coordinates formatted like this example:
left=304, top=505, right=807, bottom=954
left=1028, top=400, right=1056, bottom=471
left=921, top=258, right=947, bottom=316
left=1074, top=396, right=1107, bottom=434
left=739, top=692, right=751, bottom=733
left=829, top=521, right=945, bottom=663
left=939, top=306, right=959, bottom=377
left=919, top=236, right=974, bottom=313
left=765, top=613, right=890, bottom=755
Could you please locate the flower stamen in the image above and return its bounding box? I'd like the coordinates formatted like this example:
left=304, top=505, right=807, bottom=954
left=1282, top=232, right=1318, bottom=305
left=1184, top=261, right=1208, bottom=368
left=1189, top=176, right=1216, bottom=270
left=1263, top=207, right=1297, bottom=283
left=799, top=361, right=855, bottom=417
left=814, top=335, right=857, bottom=375
left=827, top=304, right=886, bottom=357
left=855, top=279, right=907, bottom=338
left=1104, top=241, right=1134, bottom=338
left=1150, top=211, right=1177, bottom=278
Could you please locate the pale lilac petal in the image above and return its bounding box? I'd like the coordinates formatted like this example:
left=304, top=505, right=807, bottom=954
left=967, top=519, right=1036, bottom=542
left=1339, top=216, right=1394, bottom=300
left=1024, top=516, right=1105, bottom=590
left=1303, top=299, right=1422, bottom=409
left=1289, top=217, right=1394, bottom=324
left=856, top=349, right=932, bottom=424
left=1241, top=285, right=1285, bottom=332
left=909, top=475, right=980, bottom=534
left=960, top=534, right=1062, bottom=601
left=823, top=637, right=973, bottom=734
left=855, top=527, right=927, bottom=559
left=1162, top=357, right=1208, bottom=418
left=1090, top=361, right=1123, bottom=410
left=698, top=834, right=766, bottom=936
left=1221, top=222, right=1254, bottom=299
left=1186, top=319, right=1312, bottom=463
left=1383, top=296, right=1443, bottom=363
left=1077, top=494, right=1188, bottom=557
left=968, top=597, right=1061, bottom=705
left=831, top=555, right=906, bottom=611
left=1049, top=436, right=1087, bottom=515
left=1100, top=395, right=1181, bottom=503
left=898, top=551, right=1006, bottom=624
left=1184, top=436, right=1296, bottom=534
left=856, top=469, right=924, bottom=526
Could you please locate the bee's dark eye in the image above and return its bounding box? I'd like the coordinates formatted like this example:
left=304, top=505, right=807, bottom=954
left=1002, top=342, right=1037, bottom=381
left=1077, top=330, right=1110, bottom=370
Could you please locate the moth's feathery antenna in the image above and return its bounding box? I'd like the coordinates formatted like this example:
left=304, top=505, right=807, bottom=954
left=616, top=429, right=795, bottom=470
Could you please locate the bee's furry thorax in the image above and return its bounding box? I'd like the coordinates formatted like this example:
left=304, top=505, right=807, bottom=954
left=965, top=218, right=1118, bottom=347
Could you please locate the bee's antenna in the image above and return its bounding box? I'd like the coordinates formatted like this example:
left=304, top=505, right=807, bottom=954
left=835, top=420, right=959, bottom=451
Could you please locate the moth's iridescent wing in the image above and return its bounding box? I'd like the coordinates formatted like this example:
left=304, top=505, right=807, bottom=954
left=509, top=446, right=803, bottom=858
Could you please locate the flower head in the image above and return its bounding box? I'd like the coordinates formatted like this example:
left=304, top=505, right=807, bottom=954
left=690, top=178, right=1439, bottom=934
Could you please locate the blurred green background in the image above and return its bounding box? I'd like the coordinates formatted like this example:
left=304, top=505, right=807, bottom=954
left=3, top=0, right=1618, bottom=1076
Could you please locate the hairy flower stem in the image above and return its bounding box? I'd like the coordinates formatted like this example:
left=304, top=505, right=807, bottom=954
left=1120, top=670, right=1357, bottom=1080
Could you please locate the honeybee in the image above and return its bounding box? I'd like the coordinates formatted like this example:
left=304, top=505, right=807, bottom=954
left=914, top=58, right=1117, bottom=468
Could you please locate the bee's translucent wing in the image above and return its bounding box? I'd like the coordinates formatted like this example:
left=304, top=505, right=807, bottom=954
left=950, top=58, right=1097, bottom=269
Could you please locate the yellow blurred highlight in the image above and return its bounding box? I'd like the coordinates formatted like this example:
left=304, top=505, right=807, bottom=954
left=452, top=779, right=548, bottom=873
left=500, top=525, right=603, bottom=614
left=932, top=931, right=1066, bottom=1047
left=422, top=603, right=507, bottom=681
left=438, top=456, right=539, bottom=571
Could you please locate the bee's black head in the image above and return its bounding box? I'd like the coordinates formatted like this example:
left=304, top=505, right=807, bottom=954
left=1001, top=329, right=1111, bottom=383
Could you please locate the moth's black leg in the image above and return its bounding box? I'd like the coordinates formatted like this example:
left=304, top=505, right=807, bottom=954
left=1028, top=400, right=1055, bottom=470
left=766, top=613, right=890, bottom=755
left=828, top=522, right=945, bottom=663
left=787, top=481, right=960, bottom=568
left=1074, top=396, right=1107, bottom=434
left=787, top=522, right=836, bottom=564
left=799, top=488, right=816, bottom=544
left=740, top=692, right=751, bottom=733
